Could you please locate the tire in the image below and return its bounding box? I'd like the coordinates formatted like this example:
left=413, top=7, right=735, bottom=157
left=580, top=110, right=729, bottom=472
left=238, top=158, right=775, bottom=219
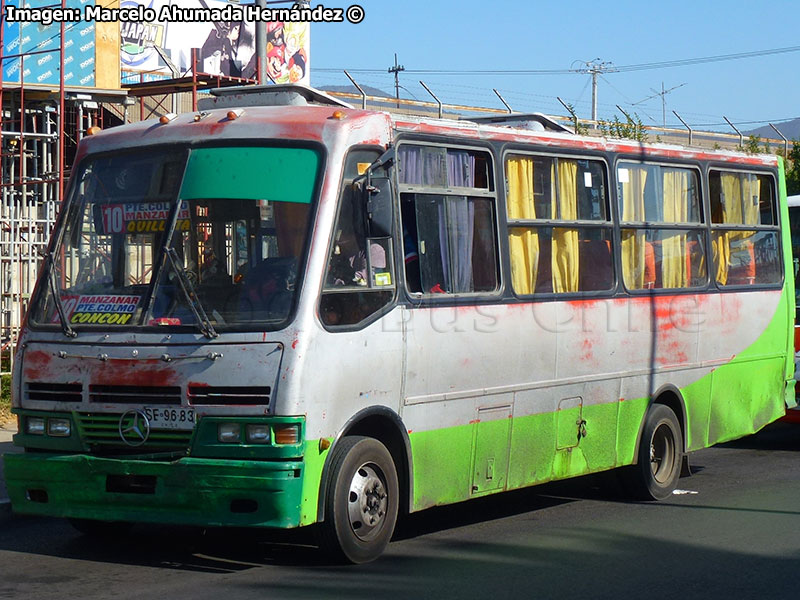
left=68, top=518, right=133, bottom=538
left=319, top=436, right=399, bottom=564
left=621, top=404, right=683, bottom=501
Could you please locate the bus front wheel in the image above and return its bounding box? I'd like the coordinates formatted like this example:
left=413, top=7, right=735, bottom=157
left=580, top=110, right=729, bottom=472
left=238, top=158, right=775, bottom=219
left=623, top=404, right=683, bottom=501
left=319, top=436, right=399, bottom=564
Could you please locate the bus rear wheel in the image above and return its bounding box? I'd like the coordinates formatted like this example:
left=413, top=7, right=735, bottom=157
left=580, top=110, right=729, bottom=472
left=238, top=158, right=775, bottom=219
left=319, top=436, right=399, bottom=564
left=623, top=404, right=683, bottom=500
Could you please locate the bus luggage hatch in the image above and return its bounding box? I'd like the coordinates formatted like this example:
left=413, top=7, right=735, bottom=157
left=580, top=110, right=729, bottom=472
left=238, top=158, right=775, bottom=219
left=471, top=404, right=512, bottom=495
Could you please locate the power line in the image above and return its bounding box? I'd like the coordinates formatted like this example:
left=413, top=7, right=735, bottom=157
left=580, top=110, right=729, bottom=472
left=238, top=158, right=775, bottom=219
left=315, top=44, right=800, bottom=76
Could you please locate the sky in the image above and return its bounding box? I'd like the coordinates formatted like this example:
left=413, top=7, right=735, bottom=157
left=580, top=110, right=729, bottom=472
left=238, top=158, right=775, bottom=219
left=308, top=0, right=800, bottom=133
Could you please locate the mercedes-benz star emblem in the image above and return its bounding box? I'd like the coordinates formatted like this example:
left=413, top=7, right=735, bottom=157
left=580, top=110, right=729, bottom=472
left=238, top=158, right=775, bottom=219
left=119, top=409, right=151, bottom=447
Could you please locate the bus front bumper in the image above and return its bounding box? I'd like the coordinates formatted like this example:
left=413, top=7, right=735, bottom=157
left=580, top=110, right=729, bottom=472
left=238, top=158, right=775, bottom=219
left=3, top=453, right=304, bottom=528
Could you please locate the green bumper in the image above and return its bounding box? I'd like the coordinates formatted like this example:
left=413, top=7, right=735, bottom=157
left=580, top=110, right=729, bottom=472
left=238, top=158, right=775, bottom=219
left=3, top=452, right=304, bottom=528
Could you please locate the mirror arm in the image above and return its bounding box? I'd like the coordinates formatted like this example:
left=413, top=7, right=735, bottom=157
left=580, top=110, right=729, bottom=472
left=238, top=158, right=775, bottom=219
left=369, top=146, right=395, bottom=173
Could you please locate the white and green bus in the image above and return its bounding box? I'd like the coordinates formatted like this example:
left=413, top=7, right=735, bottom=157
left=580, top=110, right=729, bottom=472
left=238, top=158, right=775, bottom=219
left=4, top=86, right=795, bottom=563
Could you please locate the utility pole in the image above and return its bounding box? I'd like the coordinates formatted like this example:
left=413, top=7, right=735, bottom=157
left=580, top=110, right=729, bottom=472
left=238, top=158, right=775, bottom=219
left=574, top=59, right=616, bottom=122
left=388, top=54, right=405, bottom=109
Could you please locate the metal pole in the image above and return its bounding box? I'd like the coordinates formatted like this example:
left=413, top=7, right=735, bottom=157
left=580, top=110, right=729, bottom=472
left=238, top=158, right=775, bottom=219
left=77, top=102, right=84, bottom=142
left=493, top=89, right=512, bottom=114
left=344, top=70, right=367, bottom=109
left=419, top=81, right=442, bottom=119
left=591, top=70, right=598, bottom=122
left=557, top=97, right=574, bottom=115
left=616, top=105, right=634, bottom=123
left=256, top=0, right=268, bottom=84
left=0, top=0, right=5, bottom=358
left=191, top=48, right=198, bottom=111
left=58, top=0, right=65, bottom=204
left=558, top=97, right=582, bottom=133
left=769, top=123, right=789, bottom=157
left=723, top=116, right=743, bottom=148
left=672, top=111, right=693, bottom=146
left=388, top=54, right=404, bottom=109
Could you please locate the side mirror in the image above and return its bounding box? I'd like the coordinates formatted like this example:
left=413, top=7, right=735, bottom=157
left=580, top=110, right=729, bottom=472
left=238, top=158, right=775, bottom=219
left=358, top=175, right=393, bottom=238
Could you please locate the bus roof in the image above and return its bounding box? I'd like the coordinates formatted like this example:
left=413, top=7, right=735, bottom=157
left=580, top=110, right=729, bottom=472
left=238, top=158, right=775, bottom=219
left=83, top=84, right=781, bottom=170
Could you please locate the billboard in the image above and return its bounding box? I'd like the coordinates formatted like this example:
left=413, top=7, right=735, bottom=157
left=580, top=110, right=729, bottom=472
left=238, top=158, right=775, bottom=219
left=2, top=0, right=96, bottom=87
left=120, top=0, right=310, bottom=85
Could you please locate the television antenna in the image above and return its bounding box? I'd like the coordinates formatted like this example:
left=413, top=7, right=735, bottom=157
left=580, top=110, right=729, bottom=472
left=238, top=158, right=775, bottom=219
left=635, top=82, right=686, bottom=128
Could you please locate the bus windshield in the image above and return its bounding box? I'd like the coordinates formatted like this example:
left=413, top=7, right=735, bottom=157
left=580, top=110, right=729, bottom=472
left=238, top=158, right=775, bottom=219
left=32, top=145, right=320, bottom=332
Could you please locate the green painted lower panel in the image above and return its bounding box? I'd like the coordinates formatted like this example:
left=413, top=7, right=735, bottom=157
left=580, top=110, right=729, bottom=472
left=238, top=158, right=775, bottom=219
left=4, top=453, right=305, bottom=528
left=410, top=400, right=640, bottom=513
left=299, top=440, right=329, bottom=526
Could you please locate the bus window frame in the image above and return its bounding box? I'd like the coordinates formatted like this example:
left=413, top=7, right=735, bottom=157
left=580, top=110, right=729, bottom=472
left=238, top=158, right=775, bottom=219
left=706, top=164, right=784, bottom=291
left=394, top=138, right=504, bottom=304
left=500, top=147, right=617, bottom=300
left=613, top=158, right=709, bottom=294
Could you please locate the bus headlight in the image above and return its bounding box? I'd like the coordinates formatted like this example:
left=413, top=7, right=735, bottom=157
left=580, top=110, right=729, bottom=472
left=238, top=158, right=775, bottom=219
left=26, top=417, right=45, bottom=435
left=47, top=418, right=71, bottom=437
left=217, top=423, right=241, bottom=443
left=245, top=424, right=270, bottom=444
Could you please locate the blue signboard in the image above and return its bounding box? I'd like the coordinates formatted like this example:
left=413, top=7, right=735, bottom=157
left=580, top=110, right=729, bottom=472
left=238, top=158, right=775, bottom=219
left=2, top=0, right=96, bottom=87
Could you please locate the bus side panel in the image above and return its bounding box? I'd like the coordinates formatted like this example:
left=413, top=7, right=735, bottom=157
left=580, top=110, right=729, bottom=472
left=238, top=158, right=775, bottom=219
left=706, top=289, right=792, bottom=445
left=289, top=310, right=406, bottom=524
left=682, top=375, right=713, bottom=452
left=406, top=416, right=479, bottom=510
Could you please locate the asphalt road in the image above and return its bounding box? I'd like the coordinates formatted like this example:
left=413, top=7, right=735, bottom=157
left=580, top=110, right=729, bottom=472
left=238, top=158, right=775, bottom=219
left=0, top=422, right=798, bottom=600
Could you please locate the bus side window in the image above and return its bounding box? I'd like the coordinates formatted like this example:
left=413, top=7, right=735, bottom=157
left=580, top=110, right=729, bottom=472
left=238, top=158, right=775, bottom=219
left=710, top=171, right=781, bottom=287
left=403, top=193, right=498, bottom=294
left=398, top=145, right=499, bottom=296
left=320, top=150, right=395, bottom=327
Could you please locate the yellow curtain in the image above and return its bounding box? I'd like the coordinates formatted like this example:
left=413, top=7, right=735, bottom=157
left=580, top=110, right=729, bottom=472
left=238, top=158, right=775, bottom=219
left=713, top=173, right=742, bottom=285
left=552, top=160, right=579, bottom=293
left=620, top=166, right=647, bottom=289
left=661, top=170, right=689, bottom=287
left=506, top=157, right=538, bottom=294
left=742, top=174, right=760, bottom=225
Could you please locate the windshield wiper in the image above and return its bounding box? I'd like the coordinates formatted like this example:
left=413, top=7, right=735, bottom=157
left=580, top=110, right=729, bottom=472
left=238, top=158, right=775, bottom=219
left=164, top=247, right=218, bottom=339
left=46, top=253, right=77, bottom=338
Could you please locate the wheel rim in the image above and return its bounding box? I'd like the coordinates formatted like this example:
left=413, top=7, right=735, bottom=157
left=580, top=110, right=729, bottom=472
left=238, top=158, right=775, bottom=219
left=347, top=463, right=388, bottom=542
left=649, top=422, right=676, bottom=484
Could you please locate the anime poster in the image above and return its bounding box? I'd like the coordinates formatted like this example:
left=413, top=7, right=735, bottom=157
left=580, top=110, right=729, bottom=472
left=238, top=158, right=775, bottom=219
left=119, top=0, right=309, bottom=85
left=262, top=20, right=309, bottom=84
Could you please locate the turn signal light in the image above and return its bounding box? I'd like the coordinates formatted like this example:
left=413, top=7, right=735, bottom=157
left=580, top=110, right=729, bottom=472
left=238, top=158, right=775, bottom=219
left=273, top=424, right=300, bottom=445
